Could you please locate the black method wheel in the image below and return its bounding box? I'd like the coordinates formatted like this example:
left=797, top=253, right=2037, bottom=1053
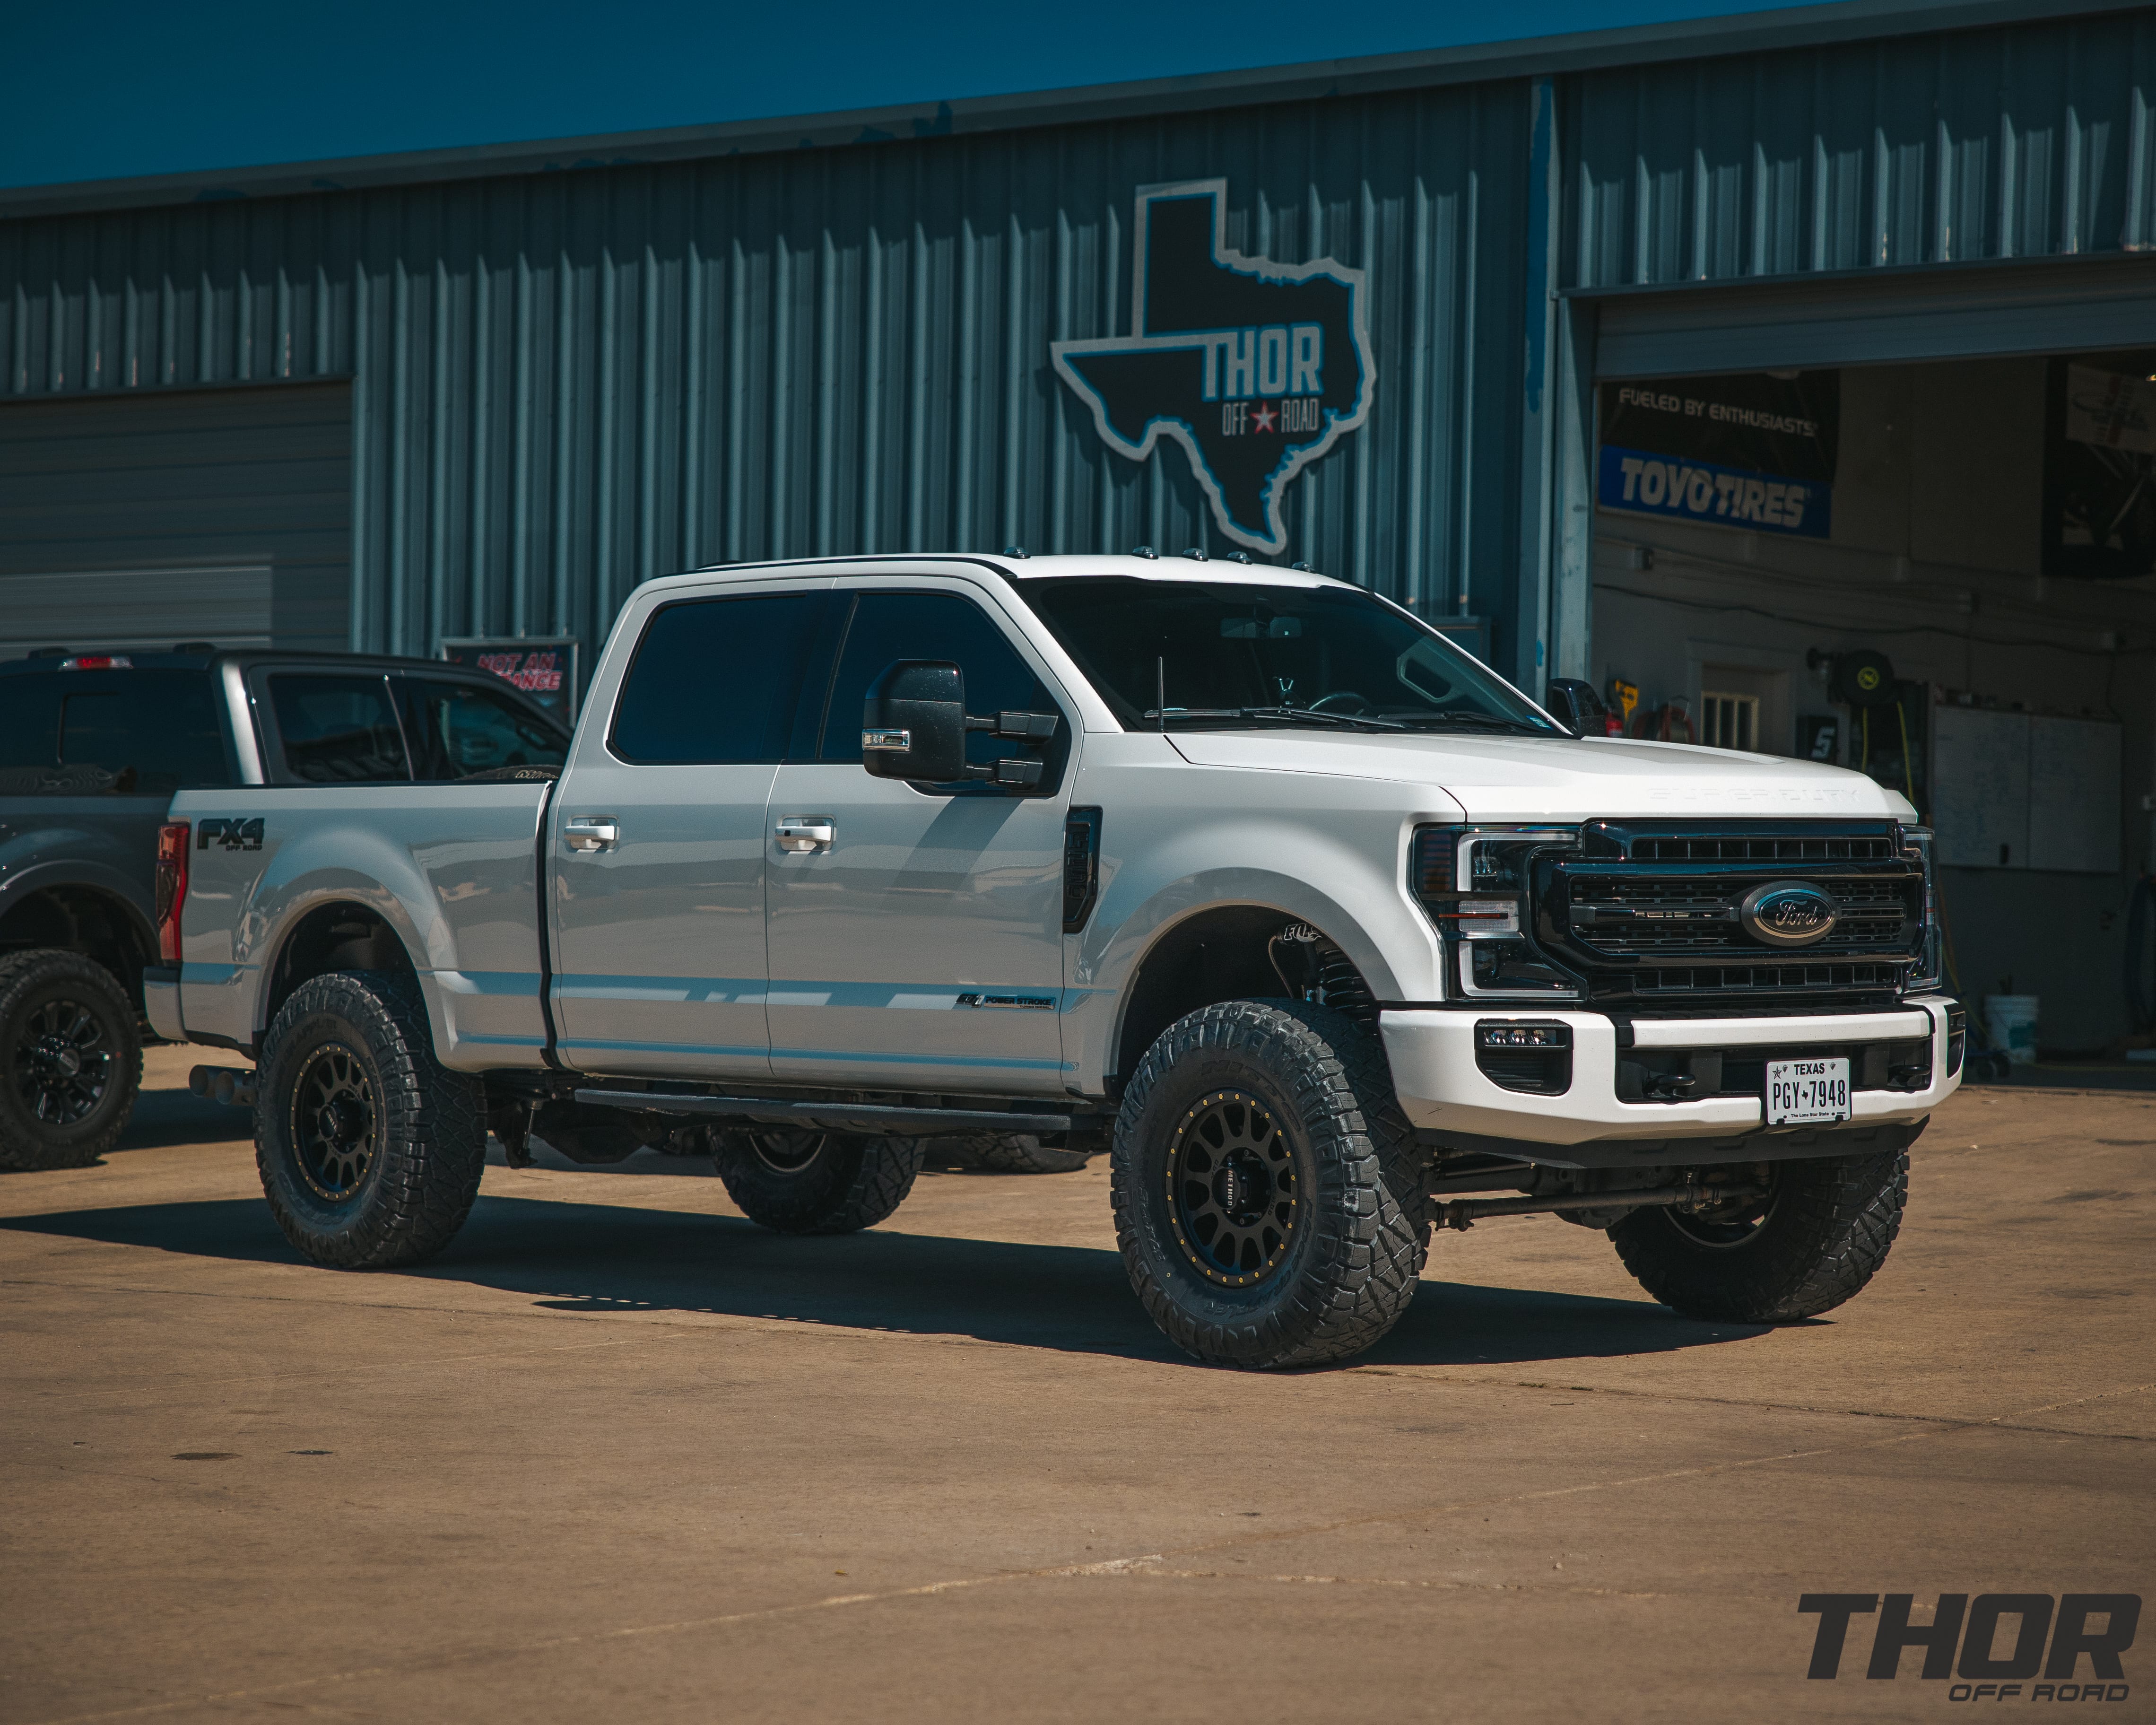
left=712, top=1128, right=925, bottom=1234
left=0, top=949, right=141, bottom=1172
left=257, top=971, right=487, bottom=1268
left=1111, top=999, right=1427, bottom=1369
left=1608, top=1148, right=1908, bottom=1323
left=938, top=1131, right=1089, bottom=1174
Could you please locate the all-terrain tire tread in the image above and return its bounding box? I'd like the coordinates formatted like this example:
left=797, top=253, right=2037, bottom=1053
left=0, top=948, right=142, bottom=1172
left=942, top=1131, right=1089, bottom=1174
left=256, top=971, right=487, bottom=1269
left=1112, top=999, right=1428, bottom=1369
left=711, top=1132, right=926, bottom=1235
left=1609, top=1147, right=1908, bottom=1322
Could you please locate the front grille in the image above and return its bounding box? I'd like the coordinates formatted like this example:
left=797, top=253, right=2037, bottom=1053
left=1632, top=962, right=1899, bottom=993
left=1530, top=820, right=1925, bottom=1009
left=1629, top=833, right=1897, bottom=863
left=1566, top=874, right=1914, bottom=957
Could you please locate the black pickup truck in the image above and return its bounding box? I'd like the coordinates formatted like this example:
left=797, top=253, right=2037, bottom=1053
left=0, top=645, right=569, bottom=1170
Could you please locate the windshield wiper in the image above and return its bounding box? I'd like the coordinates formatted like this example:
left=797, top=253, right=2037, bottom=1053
left=1394, top=711, right=1556, bottom=737
left=1141, top=706, right=1412, bottom=732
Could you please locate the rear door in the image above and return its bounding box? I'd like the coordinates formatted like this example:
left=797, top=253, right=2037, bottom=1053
left=547, top=584, right=830, bottom=1080
left=763, top=580, right=1075, bottom=1096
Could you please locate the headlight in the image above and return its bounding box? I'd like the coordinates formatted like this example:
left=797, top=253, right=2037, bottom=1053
left=1900, top=824, right=1942, bottom=992
left=1410, top=825, right=1581, bottom=999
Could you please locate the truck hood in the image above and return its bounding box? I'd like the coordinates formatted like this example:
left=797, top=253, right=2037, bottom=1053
left=1164, top=730, right=1913, bottom=821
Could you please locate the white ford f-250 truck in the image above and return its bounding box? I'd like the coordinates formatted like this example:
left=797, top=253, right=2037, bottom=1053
left=148, top=553, right=1963, bottom=1367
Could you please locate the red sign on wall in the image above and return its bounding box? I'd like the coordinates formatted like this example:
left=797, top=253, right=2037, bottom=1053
left=440, top=636, right=580, bottom=723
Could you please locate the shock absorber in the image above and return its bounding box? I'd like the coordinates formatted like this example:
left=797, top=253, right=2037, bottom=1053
left=1314, top=940, right=1377, bottom=1025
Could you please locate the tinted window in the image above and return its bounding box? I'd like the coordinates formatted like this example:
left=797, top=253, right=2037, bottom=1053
left=399, top=678, right=569, bottom=780
left=1014, top=576, right=1560, bottom=736
left=0, top=681, right=61, bottom=776
left=270, top=674, right=409, bottom=783
left=0, top=671, right=229, bottom=795
left=610, top=593, right=821, bottom=765
left=817, top=592, right=1058, bottom=776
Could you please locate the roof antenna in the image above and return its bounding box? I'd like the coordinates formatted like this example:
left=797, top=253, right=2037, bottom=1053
left=1156, top=655, right=1166, bottom=735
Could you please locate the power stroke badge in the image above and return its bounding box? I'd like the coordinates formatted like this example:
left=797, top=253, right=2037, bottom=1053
left=1051, top=180, right=1373, bottom=555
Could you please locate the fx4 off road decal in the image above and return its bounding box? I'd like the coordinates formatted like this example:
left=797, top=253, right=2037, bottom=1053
left=195, top=818, right=264, bottom=852
left=1051, top=180, right=1372, bottom=555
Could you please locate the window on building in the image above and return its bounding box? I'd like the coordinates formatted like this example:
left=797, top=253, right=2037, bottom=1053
left=1700, top=690, right=1761, bottom=752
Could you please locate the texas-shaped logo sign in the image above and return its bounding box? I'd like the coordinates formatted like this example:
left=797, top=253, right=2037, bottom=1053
left=1052, top=180, right=1374, bottom=555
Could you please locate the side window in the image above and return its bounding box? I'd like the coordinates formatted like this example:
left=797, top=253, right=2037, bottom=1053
left=0, top=673, right=230, bottom=795
left=56, top=672, right=234, bottom=794
left=817, top=592, right=1063, bottom=780
left=268, top=674, right=409, bottom=784
left=399, top=678, right=569, bottom=781
left=609, top=592, right=821, bottom=765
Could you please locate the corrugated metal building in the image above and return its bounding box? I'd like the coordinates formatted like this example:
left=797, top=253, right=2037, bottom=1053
left=6, top=0, right=2156, bottom=1040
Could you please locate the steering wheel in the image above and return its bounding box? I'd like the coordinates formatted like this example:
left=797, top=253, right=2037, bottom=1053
left=1308, top=690, right=1375, bottom=715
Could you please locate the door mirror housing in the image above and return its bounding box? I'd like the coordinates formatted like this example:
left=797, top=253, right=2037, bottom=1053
left=862, top=660, right=1062, bottom=788
left=1543, top=678, right=1608, bottom=737
left=863, top=660, right=970, bottom=782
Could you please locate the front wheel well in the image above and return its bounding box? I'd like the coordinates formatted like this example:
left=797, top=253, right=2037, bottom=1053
left=1111, top=905, right=1376, bottom=1088
left=262, top=902, right=416, bottom=1035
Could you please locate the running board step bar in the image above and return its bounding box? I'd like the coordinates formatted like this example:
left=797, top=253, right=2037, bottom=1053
left=573, top=1089, right=1076, bottom=1139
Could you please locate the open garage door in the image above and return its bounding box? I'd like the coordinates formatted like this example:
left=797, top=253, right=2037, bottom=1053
left=0, top=381, right=350, bottom=658
left=1590, top=255, right=2156, bottom=380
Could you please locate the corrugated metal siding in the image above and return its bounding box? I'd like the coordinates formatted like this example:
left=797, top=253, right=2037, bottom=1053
left=0, top=382, right=352, bottom=653
left=1565, top=8, right=2156, bottom=288
left=0, top=86, right=1533, bottom=668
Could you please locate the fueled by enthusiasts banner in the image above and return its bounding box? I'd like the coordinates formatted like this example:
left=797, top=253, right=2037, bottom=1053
left=1598, top=371, right=1839, bottom=540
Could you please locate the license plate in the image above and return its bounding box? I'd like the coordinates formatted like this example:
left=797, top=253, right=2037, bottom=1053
left=1766, top=1058, right=1852, bottom=1126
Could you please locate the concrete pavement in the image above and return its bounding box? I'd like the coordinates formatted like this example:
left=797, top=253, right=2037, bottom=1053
left=2, top=1047, right=2150, bottom=1722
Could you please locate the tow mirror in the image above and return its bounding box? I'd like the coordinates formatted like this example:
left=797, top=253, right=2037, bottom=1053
left=862, top=660, right=1060, bottom=789
left=1544, top=678, right=1608, bottom=737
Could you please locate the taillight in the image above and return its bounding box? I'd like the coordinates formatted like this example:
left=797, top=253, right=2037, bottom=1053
left=156, top=823, right=189, bottom=963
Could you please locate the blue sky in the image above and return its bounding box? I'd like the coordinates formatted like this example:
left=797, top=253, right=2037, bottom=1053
left=3, top=0, right=1793, bottom=192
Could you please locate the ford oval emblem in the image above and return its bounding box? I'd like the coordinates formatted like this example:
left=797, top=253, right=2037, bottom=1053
left=1739, top=881, right=1839, bottom=948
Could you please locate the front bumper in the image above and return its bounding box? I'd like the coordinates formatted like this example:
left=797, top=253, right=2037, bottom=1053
left=1380, top=995, right=1960, bottom=1156
left=141, top=963, right=185, bottom=1042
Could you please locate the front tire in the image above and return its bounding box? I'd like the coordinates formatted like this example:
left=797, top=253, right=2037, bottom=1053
left=0, top=950, right=141, bottom=1172
left=712, top=1129, right=924, bottom=1234
left=1112, top=1000, right=1427, bottom=1369
left=1608, top=1148, right=1907, bottom=1322
left=257, top=971, right=487, bottom=1268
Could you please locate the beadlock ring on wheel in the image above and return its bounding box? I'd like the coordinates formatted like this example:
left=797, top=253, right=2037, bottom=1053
left=1165, top=1089, right=1300, bottom=1288
left=290, top=1043, right=379, bottom=1203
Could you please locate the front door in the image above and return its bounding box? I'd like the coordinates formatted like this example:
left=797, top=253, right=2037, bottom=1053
left=764, top=584, right=1074, bottom=1097
left=549, top=587, right=826, bottom=1080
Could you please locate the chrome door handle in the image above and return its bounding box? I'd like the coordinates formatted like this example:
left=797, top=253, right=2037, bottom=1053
left=774, top=816, right=835, bottom=854
left=564, top=817, right=620, bottom=852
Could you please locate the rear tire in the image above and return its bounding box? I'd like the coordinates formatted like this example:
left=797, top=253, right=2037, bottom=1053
left=1608, top=1148, right=1907, bottom=1322
left=0, top=949, right=141, bottom=1172
left=940, top=1131, right=1089, bottom=1174
left=1111, top=1000, right=1427, bottom=1369
left=712, top=1129, right=924, bottom=1234
left=257, top=971, right=487, bottom=1268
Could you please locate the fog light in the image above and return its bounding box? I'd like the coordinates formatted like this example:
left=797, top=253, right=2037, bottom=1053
left=1946, top=1006, right=1965, bottom=1077
left=1475, top=1020, right=1573, bottom=1095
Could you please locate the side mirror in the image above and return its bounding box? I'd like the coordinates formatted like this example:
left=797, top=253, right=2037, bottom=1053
left=863, top=660, right=970, bottom=782
left=862, top=660, right=1060, bottom=789
left=1544, top=677, right=1608, bottom=737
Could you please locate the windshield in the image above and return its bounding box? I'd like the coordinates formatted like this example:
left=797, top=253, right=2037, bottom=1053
left=1010, top=576, right=1562, bottom=736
